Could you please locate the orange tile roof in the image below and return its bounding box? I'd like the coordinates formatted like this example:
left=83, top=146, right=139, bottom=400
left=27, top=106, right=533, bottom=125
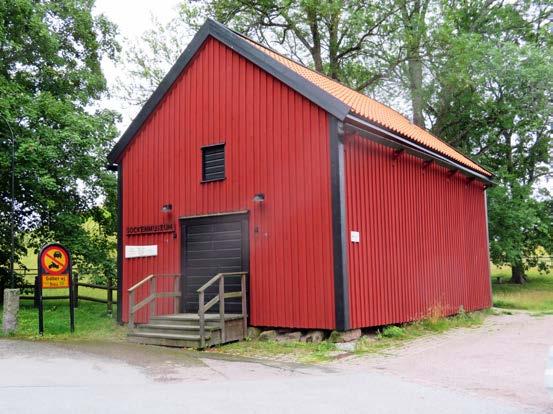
left=247, top=40, right=491, bottom=176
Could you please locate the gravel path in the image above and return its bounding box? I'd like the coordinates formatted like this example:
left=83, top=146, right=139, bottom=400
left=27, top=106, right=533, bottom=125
left=336, top=312, right=553, bottom=413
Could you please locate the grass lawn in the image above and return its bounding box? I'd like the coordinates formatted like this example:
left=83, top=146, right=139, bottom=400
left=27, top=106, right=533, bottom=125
left=1, top=283, right=123, bottom=341
left=491, top=266, right=553, bottom=312
left=0, top=300, right=124, bottom=341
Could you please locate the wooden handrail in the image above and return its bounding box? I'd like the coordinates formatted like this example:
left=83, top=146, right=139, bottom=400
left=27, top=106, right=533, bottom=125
left=196, top=272, right=247, bottom=293
left=128, top=274, right=182, bottom=329
left=128, top=274, right=154, bottom=293
left=197, top=272, right=248, bottom=348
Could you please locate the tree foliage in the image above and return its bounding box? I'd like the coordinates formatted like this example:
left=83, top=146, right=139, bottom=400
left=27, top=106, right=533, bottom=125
left=119, top=0, right=552, bottom=282
left=427, top=1, right=552, bottom=282
left=0, top=0, right=120, bottom=293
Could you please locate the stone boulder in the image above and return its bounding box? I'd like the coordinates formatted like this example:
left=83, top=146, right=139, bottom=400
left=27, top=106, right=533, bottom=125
left=247, top=327, right=261, bottom=339
left=335, top=341, right=356, bottom=352
left=276, top=331, right=302, bottom=342
left=259, top=329, right=277, bottom=341
left=330, top=328, right=362, bottom=343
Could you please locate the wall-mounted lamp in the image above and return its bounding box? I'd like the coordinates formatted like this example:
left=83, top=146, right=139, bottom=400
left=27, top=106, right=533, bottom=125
left=252, top=193, right=265, bottom=203
left=161, top=203, right=173, bottom=213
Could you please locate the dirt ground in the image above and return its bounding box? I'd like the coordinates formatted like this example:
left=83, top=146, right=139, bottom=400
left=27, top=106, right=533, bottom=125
left=336, top=312, right=553, bottom=412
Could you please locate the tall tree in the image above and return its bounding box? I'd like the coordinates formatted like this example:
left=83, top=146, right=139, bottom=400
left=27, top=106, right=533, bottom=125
left=426, top=1, right=553, bottom=282
left=397, top=0, right=431, bottom=127
left=206, top=0, right=400, bottom=84
left=118, top=1, right=405, bottom=107
left=0, top=0, right=120, bottom=294
left=118, top=0, right=552, bottom=282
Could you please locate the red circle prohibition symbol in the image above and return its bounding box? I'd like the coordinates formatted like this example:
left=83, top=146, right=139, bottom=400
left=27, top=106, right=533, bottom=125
left=41, top=246, right=69, bottom=275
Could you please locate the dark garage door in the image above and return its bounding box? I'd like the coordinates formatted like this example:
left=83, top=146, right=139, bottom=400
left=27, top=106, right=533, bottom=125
left=180, top=213, right=249, bottom=314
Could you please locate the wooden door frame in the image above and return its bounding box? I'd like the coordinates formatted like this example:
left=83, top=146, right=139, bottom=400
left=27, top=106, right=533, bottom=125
left=179, top=211, right=250, bottom=313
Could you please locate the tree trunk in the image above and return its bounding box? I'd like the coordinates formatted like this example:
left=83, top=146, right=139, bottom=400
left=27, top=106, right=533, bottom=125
left=510, top=262, right=526, bottom=284
left=327, top=8, right=340, bottom=79
left=407, top=54, right=425, bottom=127
left=306, top=8, right=323, bottom=73
left=399, top=0, right=428, bottom=128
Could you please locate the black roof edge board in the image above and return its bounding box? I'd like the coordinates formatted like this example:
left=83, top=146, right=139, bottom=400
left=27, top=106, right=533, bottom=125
left=107, top=18, right=350, bottom=163
left=345, top=115, right=495, bottom=186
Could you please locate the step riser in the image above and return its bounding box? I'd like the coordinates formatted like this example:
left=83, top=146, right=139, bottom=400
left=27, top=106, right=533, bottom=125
left=128, top=330, right=221, bottom=348
left=135, top=327, right=207, bottom=335
left=148, top=319, right=221, bottom=328
left=127, top=335, right=202, bottom=348
left=128, top=313, right=244, bottom=349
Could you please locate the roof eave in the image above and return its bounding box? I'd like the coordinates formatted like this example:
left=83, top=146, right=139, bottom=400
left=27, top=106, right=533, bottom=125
left=107, top=18, right=350, bottom=164
left=345, top=114, right=494, bottom=186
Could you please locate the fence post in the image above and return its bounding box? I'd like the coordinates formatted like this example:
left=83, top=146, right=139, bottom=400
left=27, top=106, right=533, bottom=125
left=34, top=275, right=39, bottom=308
left=73, top=273, right=79, bottom=308
left=107, top=277, right=113, bottom=315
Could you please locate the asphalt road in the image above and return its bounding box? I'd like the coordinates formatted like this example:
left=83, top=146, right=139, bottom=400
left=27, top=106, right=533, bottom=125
left=0, top=313, right=551, bottom=414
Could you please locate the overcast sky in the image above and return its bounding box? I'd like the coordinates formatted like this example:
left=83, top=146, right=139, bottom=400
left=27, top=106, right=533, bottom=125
left=93, top=0, right=182, bottom=133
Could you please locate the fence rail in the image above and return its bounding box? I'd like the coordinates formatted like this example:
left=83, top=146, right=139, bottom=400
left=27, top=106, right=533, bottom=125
left=15, top=269, right=116, bottom=314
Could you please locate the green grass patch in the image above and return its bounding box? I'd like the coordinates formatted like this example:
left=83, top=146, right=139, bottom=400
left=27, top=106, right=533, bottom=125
left=0, top=299, right=124, bottom=341
left=491, top=267, right=553, bottom=312
left=355, top=310, right=487, bottom=354
left=209, top=337, right=338, bottom=363
left=212, top=310, right=487, bottom=363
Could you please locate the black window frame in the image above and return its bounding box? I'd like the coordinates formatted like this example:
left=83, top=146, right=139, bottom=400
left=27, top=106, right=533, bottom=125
left=201, top=142, right=226, bottom=183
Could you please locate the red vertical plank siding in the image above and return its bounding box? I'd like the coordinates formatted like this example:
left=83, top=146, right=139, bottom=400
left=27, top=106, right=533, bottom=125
left=344, top=132, right=491, bottom=328
left=120, top=37, right=335, bottom=329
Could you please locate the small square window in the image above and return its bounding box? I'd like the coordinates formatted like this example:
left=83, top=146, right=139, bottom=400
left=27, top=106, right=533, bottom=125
left=201, top=143, right=225, bottom=182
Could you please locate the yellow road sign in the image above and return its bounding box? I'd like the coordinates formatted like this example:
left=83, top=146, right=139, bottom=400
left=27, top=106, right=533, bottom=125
left=42, top=274, right=70, bottom=289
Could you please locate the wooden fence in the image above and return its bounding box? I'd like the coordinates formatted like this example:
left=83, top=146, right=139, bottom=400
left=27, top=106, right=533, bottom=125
left=17, top=270, right=116, bottom=314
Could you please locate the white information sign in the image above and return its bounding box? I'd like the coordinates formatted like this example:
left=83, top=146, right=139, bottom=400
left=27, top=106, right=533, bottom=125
left=350, top=231, right=360, bottom=243
left=125, top=245, right=158, bottom=258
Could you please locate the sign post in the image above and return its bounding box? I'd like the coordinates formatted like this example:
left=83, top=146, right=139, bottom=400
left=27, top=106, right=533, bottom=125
left=37, top=243, right=74, bottom=334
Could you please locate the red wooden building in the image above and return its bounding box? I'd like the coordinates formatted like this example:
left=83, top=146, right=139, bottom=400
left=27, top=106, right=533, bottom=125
left=107, top=19, right=493, bottom=335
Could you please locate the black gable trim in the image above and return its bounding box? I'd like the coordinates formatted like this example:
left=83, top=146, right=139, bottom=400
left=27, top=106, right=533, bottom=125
left=107, top=19, right=350, bottom=163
